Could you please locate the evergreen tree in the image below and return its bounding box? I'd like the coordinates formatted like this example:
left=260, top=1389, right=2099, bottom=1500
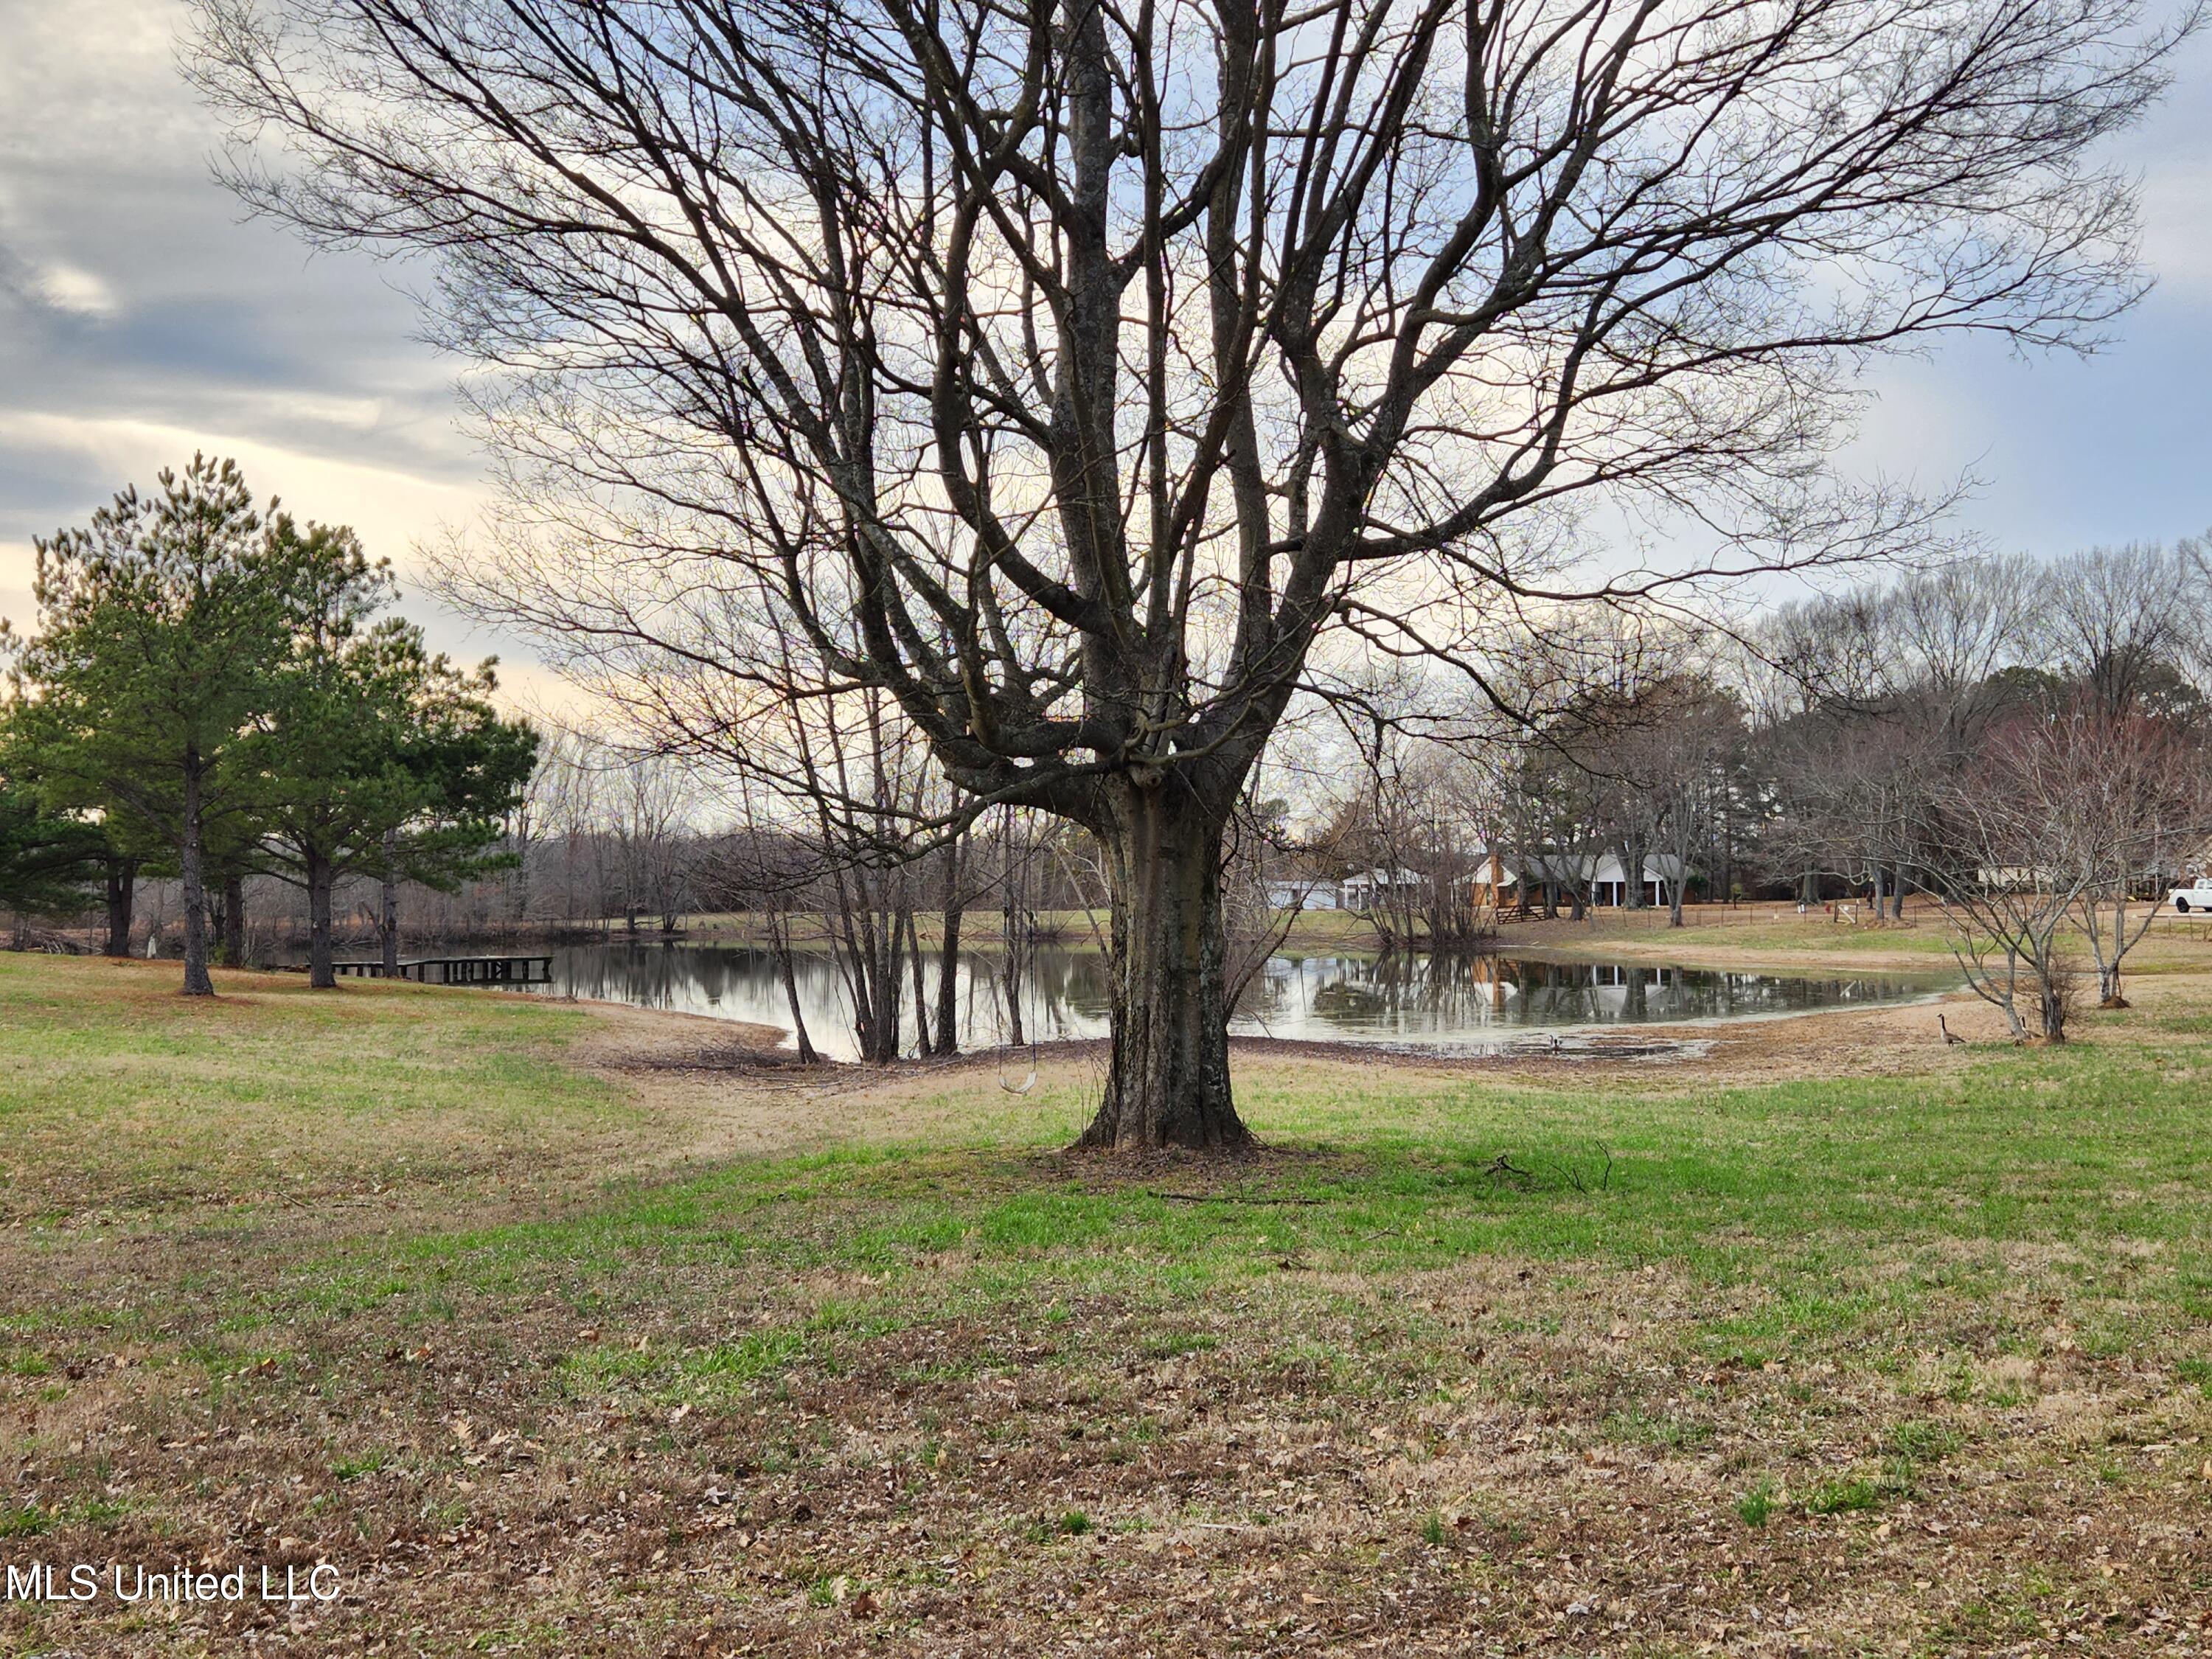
left=0, top=757, right=108, bottom=919
left=374, top=666, right=538, bottom=973
left=6, top=456, right=291, bottom=994
left=258, top=529, right=537, bottom=985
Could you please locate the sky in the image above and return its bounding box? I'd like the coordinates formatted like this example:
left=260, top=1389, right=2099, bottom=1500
left=2, top=0, right=2209, bottom=714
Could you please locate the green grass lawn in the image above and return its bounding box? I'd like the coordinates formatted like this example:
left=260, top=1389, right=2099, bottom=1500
left=1, top=954, right=2208, bottom=1655
left=0, top=954, right=641, bottom=1225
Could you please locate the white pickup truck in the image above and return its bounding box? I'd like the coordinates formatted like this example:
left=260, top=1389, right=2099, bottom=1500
left=2171, top=879, right=2212, bottom=913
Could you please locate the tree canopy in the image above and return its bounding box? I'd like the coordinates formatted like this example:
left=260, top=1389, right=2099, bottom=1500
left=0, top=762, right=109, bottom=919
left=7, top=456, right=294, bottom=993
left=192, top=0, right=2189, bottom=1142
left=258, top=528, right=538, bottom=985
left=5, top=456, right=537, bottom=992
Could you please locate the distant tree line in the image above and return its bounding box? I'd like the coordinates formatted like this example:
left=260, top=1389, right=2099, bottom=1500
left=1310, top=538, right=2211, bottom=1039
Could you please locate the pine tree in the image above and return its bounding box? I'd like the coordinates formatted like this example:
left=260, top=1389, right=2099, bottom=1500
left=7, top=456, right=290, bottom=994
left=257, top=528, right=537, bottom=985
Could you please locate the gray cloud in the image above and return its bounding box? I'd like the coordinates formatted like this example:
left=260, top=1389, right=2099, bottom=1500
left=0, top=0, right=2206, bottom=679
left=0, top=0, right=503, bottom=664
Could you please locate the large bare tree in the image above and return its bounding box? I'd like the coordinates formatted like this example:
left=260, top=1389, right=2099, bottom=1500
left=194, top=0, right=2184, bottom=1147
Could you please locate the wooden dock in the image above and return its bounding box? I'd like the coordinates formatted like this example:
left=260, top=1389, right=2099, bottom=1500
left=330, top=956, right=554, bottom=986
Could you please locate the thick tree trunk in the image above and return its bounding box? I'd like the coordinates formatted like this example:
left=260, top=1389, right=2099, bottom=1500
left=1078, top=788, right=1250, bottom=1151
left=906, top=906, right=933, bottom=1056
left=222, top=870, right=245, bottom=965
left=380, top=830, right=402, bottom=975
left=179, top=751, right=214, bottom=997
left=307, top=849, right=336, bottom=989
left=932, top=842, right=964, bottom=1057
left=104, top=856, right=136, bottom=957
left=2040, top=979, right=2068, bottom=1042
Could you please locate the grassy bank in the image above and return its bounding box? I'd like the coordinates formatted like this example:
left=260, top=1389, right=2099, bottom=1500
left=559, top=897, right=2212, bottom=978
left=0, top=956, right=647, bottom=1225
left=673, top=903, right=1388, bottom=955
left=1, top=956, right=2208, bottom=1654
left=1503, top=900, right=2212, bottom=973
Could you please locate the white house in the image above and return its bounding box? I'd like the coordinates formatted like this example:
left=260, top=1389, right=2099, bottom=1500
left=1265, top=878, right=1339, bottom=911
left=1340, top=867, right=1427, bottom=913
left=1590, top=852, right=1689, bottom=908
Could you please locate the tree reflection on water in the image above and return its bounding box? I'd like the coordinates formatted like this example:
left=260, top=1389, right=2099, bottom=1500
left=475, top=942, right=1951, bottom=1060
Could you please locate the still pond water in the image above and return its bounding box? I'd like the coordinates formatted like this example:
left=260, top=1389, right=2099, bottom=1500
left=493, top=941, right=1951, bottom=1060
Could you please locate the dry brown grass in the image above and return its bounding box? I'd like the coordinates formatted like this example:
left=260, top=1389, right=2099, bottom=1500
left=2, top=952, right=2209, bottom=1656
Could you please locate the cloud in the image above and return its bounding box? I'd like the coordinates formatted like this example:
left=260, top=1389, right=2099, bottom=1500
left=0, top=0, right=528, bottom=676
left=0, top=407, right=477, bottom=620
left=0, top=251, right=118, bottom=320
left=2140, top=159, right=2212, bottom=302
left=0, top=0, right=471, bottom=459
left=0, top=0, right=2206, bottom=717
left=0, top=405, right=595, bottom=720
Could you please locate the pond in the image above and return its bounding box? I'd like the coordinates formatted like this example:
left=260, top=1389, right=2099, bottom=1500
left=471, top=940, right=1953, bottom=1060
